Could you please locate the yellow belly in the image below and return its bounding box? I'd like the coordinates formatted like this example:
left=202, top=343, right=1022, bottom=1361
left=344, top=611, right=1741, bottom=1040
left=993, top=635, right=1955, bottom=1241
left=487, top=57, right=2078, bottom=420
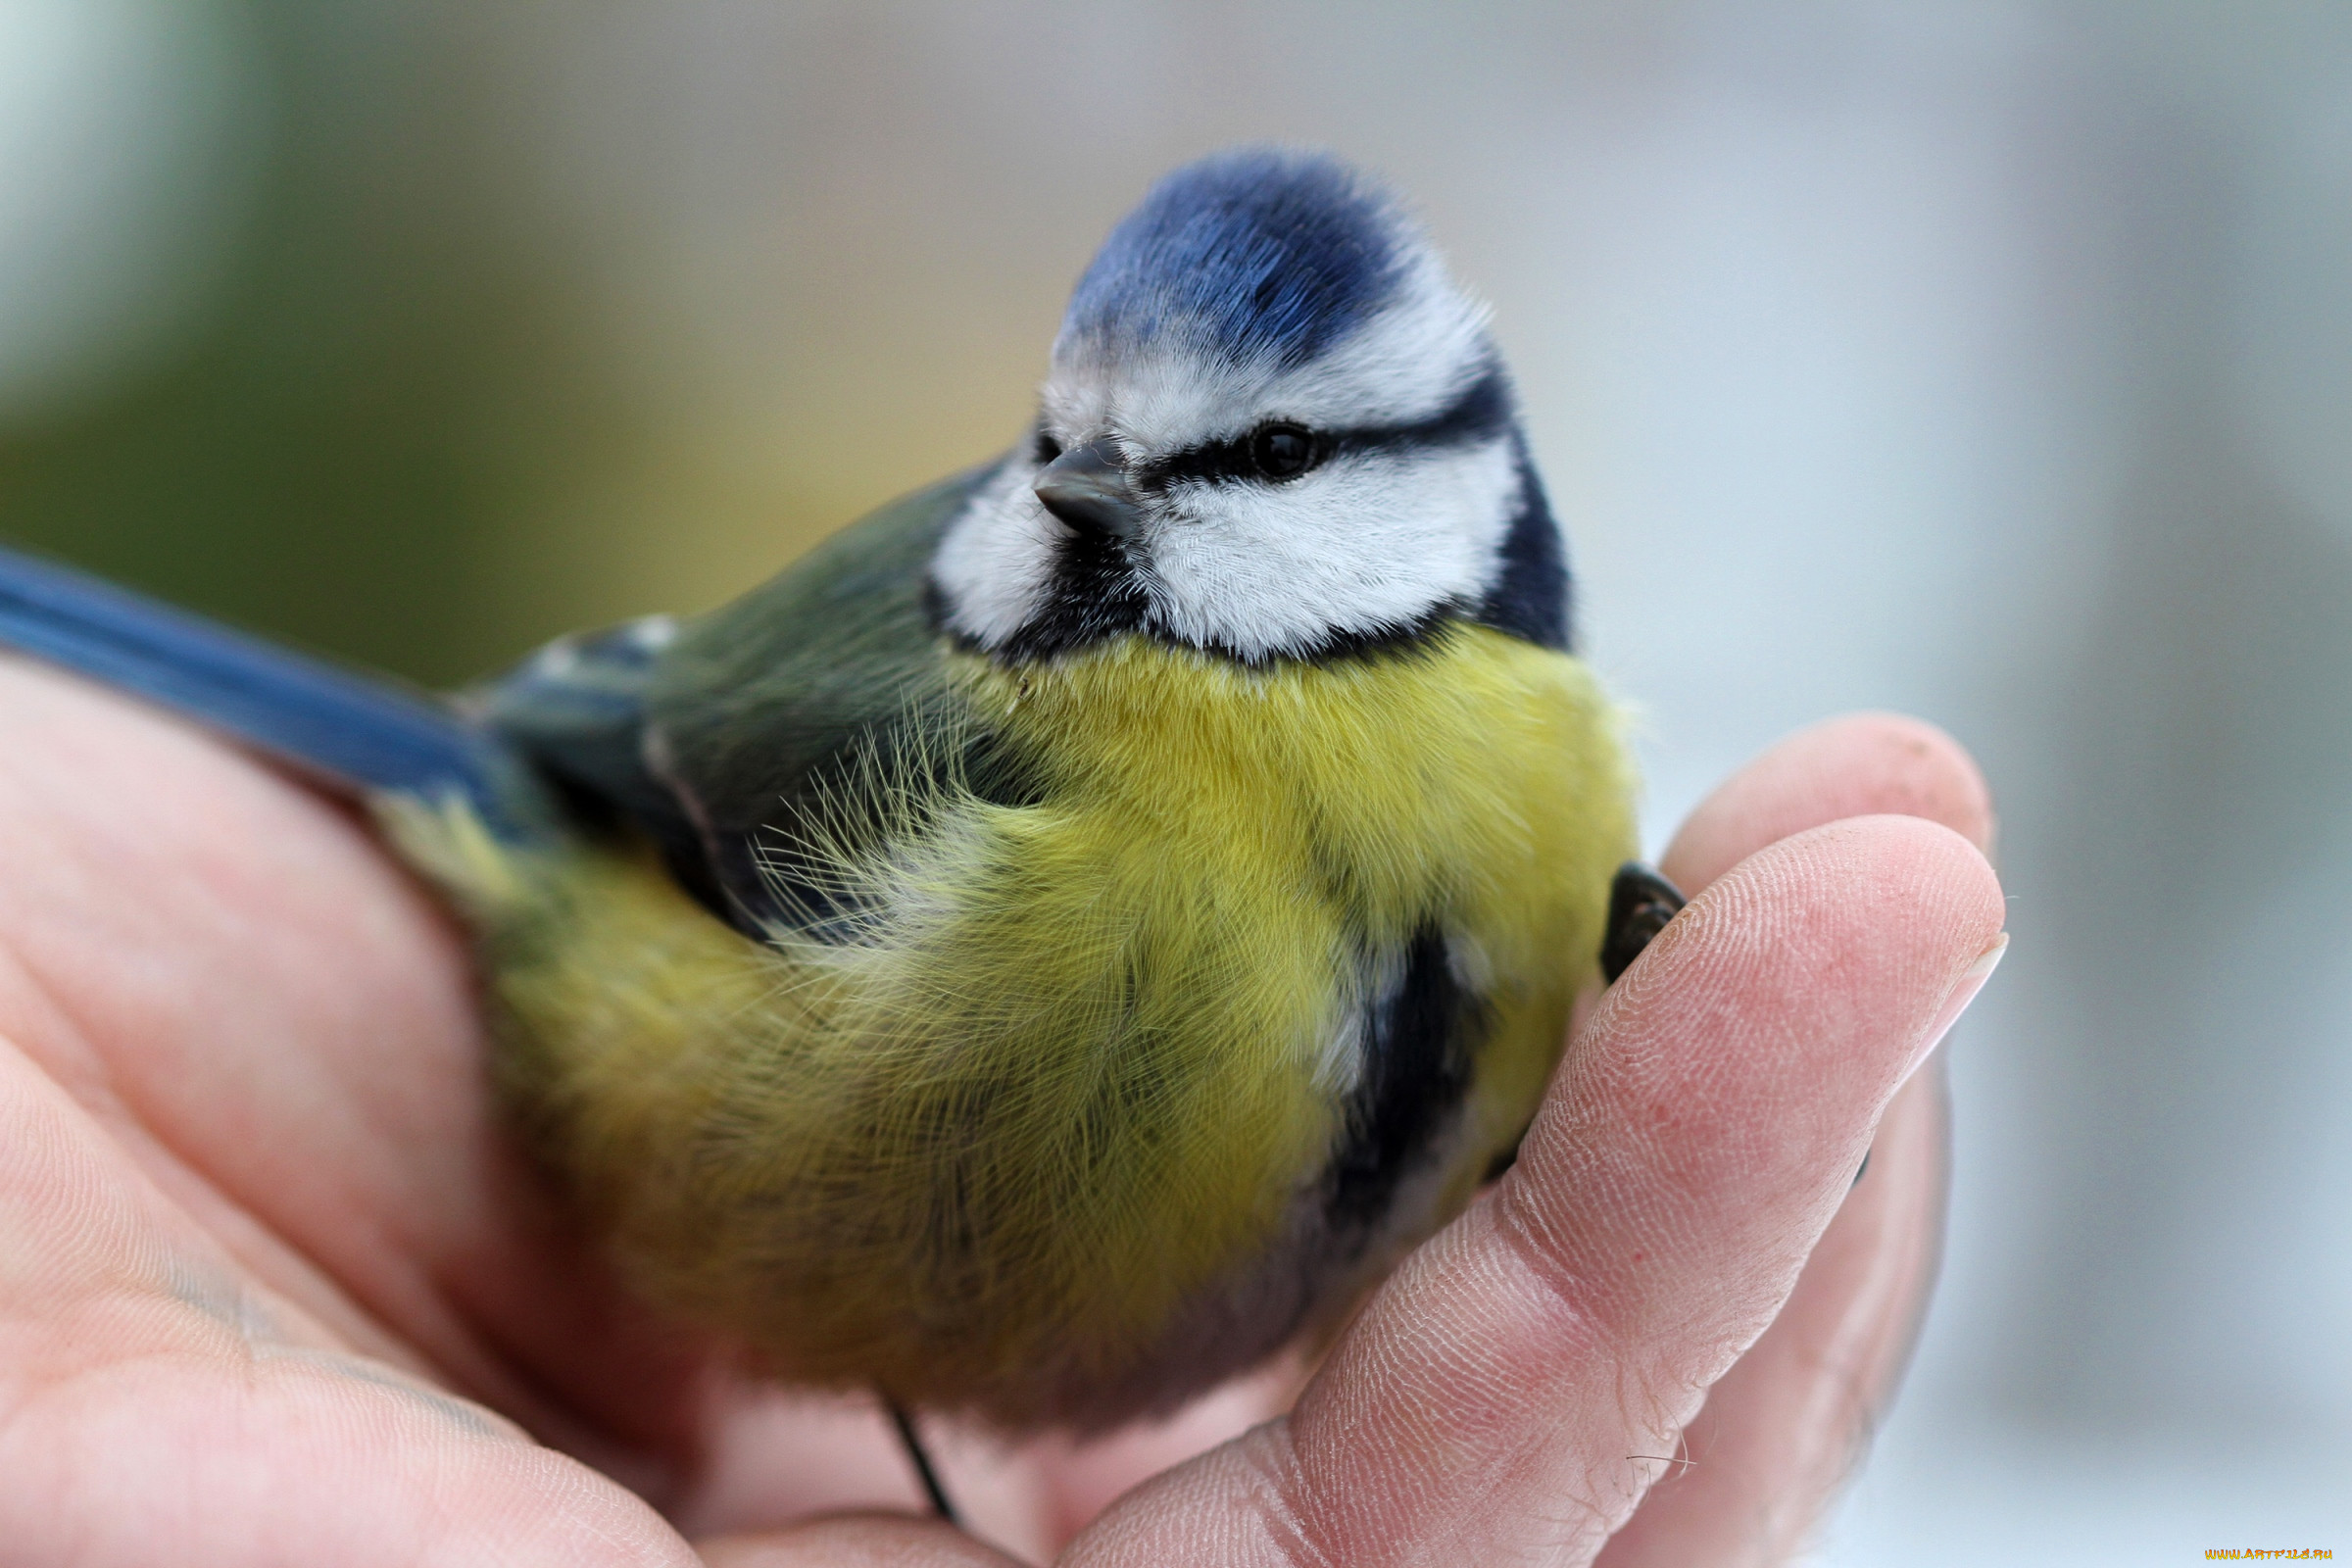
left=403, top=623, right=1636, bottom=1428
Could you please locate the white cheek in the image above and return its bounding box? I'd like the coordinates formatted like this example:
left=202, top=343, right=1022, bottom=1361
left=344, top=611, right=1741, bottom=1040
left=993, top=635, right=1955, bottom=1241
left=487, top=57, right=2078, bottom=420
left=931, top=461, right=1063, bottom=645
left=1145, top=439, right=1522, bottom=660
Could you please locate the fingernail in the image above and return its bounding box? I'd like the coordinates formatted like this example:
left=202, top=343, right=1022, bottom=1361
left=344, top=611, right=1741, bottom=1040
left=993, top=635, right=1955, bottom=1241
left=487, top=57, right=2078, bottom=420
left=1919, top=934, right=2006, bottom=1056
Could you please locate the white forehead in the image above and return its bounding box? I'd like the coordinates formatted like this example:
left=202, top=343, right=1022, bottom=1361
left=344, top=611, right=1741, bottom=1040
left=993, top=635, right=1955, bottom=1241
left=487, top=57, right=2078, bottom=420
left=1040, top=253, right=1494, bottom=454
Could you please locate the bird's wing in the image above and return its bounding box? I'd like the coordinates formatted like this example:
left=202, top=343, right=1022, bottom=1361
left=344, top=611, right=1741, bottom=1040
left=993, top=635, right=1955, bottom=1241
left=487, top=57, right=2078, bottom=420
left=478, top=464, right=1002, bottom=936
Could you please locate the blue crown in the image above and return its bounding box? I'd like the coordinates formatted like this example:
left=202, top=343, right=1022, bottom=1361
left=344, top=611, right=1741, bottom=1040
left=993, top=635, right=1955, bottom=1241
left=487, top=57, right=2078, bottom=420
left=1060, top=148, right=1410, bottom=371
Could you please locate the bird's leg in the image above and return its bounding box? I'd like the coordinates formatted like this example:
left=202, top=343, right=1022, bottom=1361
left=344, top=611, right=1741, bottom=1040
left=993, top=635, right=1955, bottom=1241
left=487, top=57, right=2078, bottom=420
left=885, top=1398, right=960, bottom=1526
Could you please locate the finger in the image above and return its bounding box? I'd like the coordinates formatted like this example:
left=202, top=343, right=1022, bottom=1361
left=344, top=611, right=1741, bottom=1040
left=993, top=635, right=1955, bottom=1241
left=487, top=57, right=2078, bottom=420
left=1597, top=714, right=1991, bottom=1564
left=1661, top=712, right=1994, bottom=891
left=1593, top=1062, right=1946, bottom=1566
left=698, top=1517, right=1020, bottom=1567
left=681, top=1391, right=1070, bottom=1559
left=1021, top=1355, right=1309, bottom=1546
left=1063, top=815, right=2005, bottom=1565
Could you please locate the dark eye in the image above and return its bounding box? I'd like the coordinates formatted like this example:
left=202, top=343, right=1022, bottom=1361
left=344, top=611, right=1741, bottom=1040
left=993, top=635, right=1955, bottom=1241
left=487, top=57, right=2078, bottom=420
left=1033, top=428, right=1063, bottom=464
left=1250, top=422, right=1318, bottom=480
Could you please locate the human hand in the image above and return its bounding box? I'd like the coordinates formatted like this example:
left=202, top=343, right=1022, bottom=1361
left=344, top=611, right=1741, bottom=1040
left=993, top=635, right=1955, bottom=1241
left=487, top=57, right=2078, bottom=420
left=0, top=657, right=1998, bottom=1564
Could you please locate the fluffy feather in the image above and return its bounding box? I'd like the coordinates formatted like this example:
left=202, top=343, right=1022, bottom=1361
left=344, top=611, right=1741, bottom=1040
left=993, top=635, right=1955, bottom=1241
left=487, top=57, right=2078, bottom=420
left=403, top=621, right=1633, bottom=1429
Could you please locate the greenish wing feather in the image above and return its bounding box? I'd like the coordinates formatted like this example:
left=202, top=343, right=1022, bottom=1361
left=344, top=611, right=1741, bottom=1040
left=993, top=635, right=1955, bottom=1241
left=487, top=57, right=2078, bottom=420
left=471, top=461, right=1003, bottom=937
left=468, top=604, right=724, bottom=910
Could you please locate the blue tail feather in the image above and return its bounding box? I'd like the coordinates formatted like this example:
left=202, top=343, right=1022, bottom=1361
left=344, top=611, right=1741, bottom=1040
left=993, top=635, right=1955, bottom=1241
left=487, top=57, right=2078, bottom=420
left=0, top=542, right=548, bottom=839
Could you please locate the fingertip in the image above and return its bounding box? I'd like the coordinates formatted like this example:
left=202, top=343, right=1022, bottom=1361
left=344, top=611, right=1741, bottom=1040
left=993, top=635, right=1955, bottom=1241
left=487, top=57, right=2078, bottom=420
left=1661, top=712, right=1995, bottom=893
left=1751, top=811, right=2004, bottom=941
left=1684, top=813, right=2008, bottom=1027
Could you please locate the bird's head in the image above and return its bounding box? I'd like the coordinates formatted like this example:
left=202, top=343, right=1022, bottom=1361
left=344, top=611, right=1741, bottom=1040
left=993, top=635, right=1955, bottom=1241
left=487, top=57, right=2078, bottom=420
left=932, top=147, right=1567, bottom=665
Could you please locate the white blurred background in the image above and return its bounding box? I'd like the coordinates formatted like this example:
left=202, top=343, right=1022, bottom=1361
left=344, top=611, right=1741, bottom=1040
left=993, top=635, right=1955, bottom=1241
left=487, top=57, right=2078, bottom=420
left=2, top=1, right=2346, bottom=1558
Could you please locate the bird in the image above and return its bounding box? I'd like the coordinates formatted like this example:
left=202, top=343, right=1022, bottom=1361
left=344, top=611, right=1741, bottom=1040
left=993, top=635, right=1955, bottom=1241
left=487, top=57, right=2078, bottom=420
left=0, top=146, right=1678, bottom=1472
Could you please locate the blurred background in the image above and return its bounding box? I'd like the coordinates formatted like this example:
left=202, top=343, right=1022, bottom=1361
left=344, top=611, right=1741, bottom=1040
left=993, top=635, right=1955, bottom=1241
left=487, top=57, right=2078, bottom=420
left=2, top=0, right=2346, bottom=1557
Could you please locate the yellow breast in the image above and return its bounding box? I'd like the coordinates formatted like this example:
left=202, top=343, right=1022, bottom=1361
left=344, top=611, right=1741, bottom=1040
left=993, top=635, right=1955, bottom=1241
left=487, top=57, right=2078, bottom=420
left=415, top=622, right=1635, bottom=1429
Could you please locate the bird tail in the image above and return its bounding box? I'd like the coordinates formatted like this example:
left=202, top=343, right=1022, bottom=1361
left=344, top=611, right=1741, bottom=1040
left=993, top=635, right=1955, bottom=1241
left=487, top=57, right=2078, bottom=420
left=0, top=542, right=553, bottom=841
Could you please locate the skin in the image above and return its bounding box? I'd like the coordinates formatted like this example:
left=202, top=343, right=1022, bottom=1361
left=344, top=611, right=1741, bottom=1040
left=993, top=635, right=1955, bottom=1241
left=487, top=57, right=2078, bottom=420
left=0, top=656, right=2001, bottom=1566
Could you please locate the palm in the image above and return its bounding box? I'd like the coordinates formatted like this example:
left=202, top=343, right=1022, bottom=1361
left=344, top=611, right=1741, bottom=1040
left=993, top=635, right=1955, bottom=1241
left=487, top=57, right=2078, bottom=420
left=0, top=658, right=1998, bottom=1566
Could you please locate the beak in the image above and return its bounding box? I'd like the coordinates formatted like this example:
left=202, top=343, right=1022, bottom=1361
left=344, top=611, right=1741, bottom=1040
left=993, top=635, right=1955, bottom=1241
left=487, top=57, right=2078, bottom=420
left=1034, top=439, right=1145, bottom=541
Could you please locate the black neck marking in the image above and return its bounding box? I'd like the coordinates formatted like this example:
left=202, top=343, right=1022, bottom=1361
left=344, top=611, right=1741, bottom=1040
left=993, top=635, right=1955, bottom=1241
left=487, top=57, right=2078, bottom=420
left=1470, top=434, right=1572, bottom=653
left=984, top=525, right=1156, bottom=664
left=952, top=589, right=1461, bottom=670
left=1323, top=924, right=1484, bottom=1234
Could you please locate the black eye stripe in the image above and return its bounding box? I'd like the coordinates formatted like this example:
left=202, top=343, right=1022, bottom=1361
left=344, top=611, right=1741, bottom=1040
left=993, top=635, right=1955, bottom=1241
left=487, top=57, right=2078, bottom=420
left=1134, top=365, right=1512, bottom=490
left=1139, top=433, right=1259, bottom=487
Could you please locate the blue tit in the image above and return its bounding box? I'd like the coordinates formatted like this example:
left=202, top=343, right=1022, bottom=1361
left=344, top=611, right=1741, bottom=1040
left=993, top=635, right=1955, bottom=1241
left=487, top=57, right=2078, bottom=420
left=0, top=148, right=1676, bottom=1445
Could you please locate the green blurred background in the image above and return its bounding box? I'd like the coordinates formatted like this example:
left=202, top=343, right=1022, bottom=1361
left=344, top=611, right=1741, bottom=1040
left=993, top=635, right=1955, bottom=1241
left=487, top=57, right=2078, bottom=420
left=0, top=1, right=1098, bottom=684
left=5, top=1, right=2350, bottom=1556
